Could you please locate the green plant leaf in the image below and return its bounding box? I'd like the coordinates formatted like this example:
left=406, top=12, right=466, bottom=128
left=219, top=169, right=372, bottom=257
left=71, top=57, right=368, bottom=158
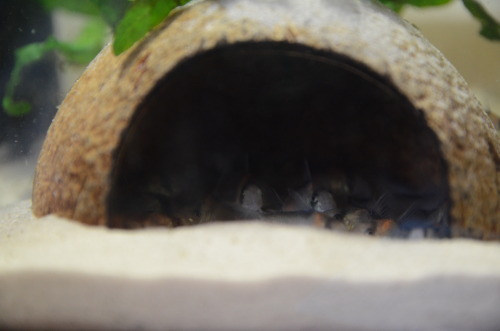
left=2, top=97, right=32, bottom=117
left=2, top=39, right=57, bottom=116
left=112, top=0, right=191, bottom=55
left=91, top=0, right=131, bottom=29
left=2, top=18, right=107, bottom=116
left=462, top=0, right=500, bottom=41
left=53, top=18, right=108, bottom=64
left=378, top=0, right=452, bottom=12
left=112, top=2, right=151, bottom=55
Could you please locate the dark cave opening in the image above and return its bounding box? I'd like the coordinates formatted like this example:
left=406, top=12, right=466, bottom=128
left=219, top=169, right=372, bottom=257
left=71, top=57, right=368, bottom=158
left=107, top=41, right=450, bottom=237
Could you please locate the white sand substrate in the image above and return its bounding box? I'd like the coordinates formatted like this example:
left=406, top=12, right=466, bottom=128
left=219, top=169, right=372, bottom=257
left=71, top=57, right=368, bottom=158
left=1, top=200, right=499, bottom=330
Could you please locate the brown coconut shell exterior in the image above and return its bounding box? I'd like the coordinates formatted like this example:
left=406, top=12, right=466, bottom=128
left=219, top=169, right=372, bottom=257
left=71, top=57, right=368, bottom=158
left=32, top=0, right=499, bottom=238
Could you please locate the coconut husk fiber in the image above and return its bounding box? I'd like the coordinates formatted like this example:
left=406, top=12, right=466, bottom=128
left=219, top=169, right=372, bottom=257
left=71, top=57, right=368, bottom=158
left=32, top=0, right=499, bottom=238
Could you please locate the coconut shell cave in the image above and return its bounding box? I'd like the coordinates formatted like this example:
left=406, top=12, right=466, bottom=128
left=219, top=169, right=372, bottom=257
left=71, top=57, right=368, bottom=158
left=32, top=0, right=499, bottom=239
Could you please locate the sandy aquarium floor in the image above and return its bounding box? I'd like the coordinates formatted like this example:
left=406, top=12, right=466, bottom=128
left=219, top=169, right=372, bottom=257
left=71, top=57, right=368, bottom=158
left=0, top=146, right=36, bottom=208
left=1, top=199, right=500, bottom=330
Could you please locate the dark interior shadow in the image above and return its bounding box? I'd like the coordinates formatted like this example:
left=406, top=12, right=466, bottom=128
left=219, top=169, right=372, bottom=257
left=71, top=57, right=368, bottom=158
left=107, top=41, right=450, bottom=235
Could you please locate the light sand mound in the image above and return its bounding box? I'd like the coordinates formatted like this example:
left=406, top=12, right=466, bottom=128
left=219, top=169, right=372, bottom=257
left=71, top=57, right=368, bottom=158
left=1, top=200, right=500, bottom=330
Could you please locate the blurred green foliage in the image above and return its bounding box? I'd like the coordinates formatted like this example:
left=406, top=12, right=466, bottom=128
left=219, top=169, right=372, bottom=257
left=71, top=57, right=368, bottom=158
left=378, top=0, right=452, bottom=12
left=3, top=0, right=499, bottom=116
left=463, top=0, right=500, bottom=40
left=113, top=0, right=191, bottom=55
left=39, top=0, right=128, bottom=28
left=3, top=17, right=107, bottom=116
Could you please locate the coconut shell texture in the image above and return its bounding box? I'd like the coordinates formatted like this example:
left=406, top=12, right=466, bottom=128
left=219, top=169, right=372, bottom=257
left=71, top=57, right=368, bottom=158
left=32, top=0, right=499, bottom=238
